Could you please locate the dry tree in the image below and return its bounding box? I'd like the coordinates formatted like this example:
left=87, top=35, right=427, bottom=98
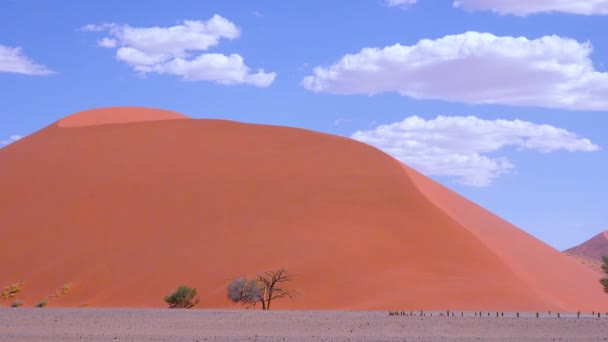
left=227, top=267, right=296, bottom=310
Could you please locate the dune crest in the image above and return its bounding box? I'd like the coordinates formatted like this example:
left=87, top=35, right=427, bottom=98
left=57, top=107, right=190, bottom=127
left=1, top=107, right=607, bottom=311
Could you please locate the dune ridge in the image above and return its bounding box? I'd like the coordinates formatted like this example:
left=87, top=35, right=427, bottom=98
left=57, top=107, right=190, bottom=127
left=1, top=107, right=607, bottom=311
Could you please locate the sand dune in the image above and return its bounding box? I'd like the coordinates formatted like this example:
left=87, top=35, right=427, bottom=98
left=564, top=231, right=608, bottom=262
left=563, top=252, right=604, bottom=275
left=1, top=107, right=607, bottom=311
left=57, top=106, right=189, bottom=127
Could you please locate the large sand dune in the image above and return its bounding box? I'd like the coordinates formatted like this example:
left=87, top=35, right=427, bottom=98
left=1, top=107, right=607, bottom=311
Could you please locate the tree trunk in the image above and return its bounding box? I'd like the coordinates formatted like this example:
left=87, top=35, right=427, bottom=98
left=266, top=288, right=272, bottom=310
left=262, top=287, right=268, bottom=310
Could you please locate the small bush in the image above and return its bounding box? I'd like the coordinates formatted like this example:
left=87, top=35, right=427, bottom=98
left=36, top=299, right=48, bottom=308
left=1, top=282, right=24, bottom=300
left=11, top=299, right=23, bottom=307
left=164, top=285, right=199, bottom=309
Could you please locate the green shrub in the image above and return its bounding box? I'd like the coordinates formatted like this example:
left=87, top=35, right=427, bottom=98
left=164, top=285, right=200, bottom=309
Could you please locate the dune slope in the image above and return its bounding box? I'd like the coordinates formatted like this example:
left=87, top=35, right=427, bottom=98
left=1, top=107, right=607, bottom=311
left=563, top=252, right=604, bottom=275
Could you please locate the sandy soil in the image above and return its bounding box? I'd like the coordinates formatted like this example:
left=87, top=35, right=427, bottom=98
left=2, top=309, right=608, bottom=341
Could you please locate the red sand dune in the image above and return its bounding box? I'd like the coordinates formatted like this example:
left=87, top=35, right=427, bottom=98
left=1, top=107, right=607, bottom=311
left=57, top=107, right=189, bottom=127
left=564, top=231, right=608, bottom=262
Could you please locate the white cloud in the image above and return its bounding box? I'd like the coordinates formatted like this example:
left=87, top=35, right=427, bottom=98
left=97, top=37, right=117, bottom=48
left=81, top=23, right=109, bottom=32
left=83, top=15, right=276, bottom=87
left=139, top=53, right=275, bottom=86
left=303, top=32, right=608, bottom=111
left=0, top=45, right=55, bottom=75
left=453, top=0, right=608, bottom=16
left=351, top=116, right=600, bottom=186
left=383, top=0, right=608, bottom=15
left=385, top=0, right=417, bottom=8
left=1, top=135, right=22, bottom=145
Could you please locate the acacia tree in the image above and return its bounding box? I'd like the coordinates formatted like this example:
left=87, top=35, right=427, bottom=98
left=227, top=277, right=262, bottom=309
left=600, top=256, right=608, bottom=293
left=257, top=268, right=295, bottom=310
left=227, top=267, right=296, bottom=310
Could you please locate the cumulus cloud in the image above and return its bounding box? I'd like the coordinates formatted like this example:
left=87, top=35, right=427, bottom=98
left=302, top=32, right=608, bottom=111
left=453, top=0, right=608, bottom=16
left=82, top=15, right=276, bottom=87
left=351, top=116, right=600, bottom=186
left=385, top=0, right=417, bottom=8
left=0, top=45, right=55, bottom=75
left=384, top=0, right=608, bottom=15
left=1, top=135, right=23, bottom=145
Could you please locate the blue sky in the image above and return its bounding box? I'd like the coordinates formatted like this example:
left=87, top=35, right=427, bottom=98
left=1, top=0, right=607, bottom=250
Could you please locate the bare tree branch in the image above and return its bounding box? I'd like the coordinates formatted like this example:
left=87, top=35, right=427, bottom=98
left=227, top=267, right=297, bottom=310
left=257, top=267, right=296, bottom=310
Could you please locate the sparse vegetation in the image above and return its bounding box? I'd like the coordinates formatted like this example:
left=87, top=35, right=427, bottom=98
left=36, top=299, right=48, bottom=307
left=1, top=282, right=24, bottom=300
left=600, top=256, right=608, bottom=293
left=1, top=281, right=73, bottom=307
left=164, top=285, right=200, bottom=309
left=227, top=267, right=296, bottom=310
left=47, top=282, right=72, bottom=302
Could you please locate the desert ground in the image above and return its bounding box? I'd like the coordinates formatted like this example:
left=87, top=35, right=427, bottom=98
left=2, top=308, right=608, bottom=341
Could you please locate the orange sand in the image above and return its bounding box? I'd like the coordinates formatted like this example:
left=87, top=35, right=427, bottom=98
left=1, top=107, right=607, bottom=311
left=57, top=107, right=189, bottom=127
left=563, top=252, right=604, bottom=275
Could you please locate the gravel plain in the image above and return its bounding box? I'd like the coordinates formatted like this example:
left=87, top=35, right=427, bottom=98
left=2, top=308, right=608, bottom=341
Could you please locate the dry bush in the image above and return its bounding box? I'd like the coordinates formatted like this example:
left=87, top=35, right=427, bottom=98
left=1, top=282, right=24, bottom=300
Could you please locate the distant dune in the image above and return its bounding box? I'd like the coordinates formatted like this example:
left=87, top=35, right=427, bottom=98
left=564, top=231, right=608, bottom=263
left=1, top=107, right=607, bottom=311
